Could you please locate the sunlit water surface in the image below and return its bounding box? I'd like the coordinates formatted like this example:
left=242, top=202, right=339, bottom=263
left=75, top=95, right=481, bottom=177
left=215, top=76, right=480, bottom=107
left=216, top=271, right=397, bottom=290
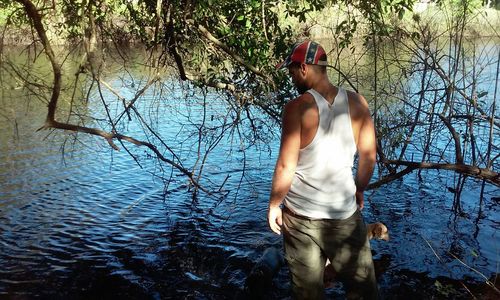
left=0, top=45, right=498, bottom=299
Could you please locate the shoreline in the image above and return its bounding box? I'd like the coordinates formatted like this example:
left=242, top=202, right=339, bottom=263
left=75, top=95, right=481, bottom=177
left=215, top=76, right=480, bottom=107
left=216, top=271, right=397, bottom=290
left=1, top=7, right=498, bottom=48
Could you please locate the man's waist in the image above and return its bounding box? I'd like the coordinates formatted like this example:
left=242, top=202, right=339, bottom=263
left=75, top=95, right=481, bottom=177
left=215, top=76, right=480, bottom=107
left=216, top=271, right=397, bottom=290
left=282, top=204, right=357, bottom=221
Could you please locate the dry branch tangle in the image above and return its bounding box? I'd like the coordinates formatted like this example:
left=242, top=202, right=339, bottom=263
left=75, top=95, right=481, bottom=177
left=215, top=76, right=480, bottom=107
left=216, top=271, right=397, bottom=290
left=15, top=0, right=211, bottom=194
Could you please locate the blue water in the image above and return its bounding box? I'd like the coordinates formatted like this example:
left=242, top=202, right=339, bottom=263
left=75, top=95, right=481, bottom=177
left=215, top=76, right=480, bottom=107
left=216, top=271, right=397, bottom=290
left=0, top=47, right=498, bottom=299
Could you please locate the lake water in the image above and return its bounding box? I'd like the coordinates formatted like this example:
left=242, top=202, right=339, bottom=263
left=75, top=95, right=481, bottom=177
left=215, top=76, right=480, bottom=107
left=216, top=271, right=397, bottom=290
left=0, top=43, right=498, bottom=299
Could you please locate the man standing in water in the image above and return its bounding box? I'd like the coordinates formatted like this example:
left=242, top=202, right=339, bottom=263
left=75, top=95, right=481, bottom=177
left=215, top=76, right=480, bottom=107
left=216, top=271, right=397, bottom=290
left=268, top=40, right=378, bottom=299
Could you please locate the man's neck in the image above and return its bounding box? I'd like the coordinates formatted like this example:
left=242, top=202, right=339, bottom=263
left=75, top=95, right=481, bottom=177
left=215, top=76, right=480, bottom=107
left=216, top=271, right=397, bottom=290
left=310, top=77, right=338, bottom=104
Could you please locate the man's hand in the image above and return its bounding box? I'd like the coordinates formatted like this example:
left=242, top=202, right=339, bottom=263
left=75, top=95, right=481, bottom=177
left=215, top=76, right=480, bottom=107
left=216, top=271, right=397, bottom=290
left=355, top=190, right=364, bottom=210
left=268, top=205, right=283, bottom=235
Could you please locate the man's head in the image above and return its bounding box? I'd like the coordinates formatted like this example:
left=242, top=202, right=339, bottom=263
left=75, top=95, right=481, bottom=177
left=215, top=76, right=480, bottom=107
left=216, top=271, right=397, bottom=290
left=277, top=40, right=328, bottom=94
left=277, top=40, right=328, bottom=70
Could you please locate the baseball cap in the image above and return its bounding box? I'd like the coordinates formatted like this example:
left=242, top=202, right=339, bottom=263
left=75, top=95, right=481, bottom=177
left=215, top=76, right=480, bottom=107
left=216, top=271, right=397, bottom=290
left=276, top=40, right=328, bottom=69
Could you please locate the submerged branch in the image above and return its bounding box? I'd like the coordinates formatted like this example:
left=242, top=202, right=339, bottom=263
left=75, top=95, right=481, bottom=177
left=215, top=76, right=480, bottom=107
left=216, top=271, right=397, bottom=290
left=421, top=235, right=477, bottom=299
left=447, top=252, right=500, bottom=295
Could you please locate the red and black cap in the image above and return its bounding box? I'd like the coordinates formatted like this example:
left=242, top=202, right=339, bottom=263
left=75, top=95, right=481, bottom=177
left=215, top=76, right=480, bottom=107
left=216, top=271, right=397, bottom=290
left=276, top=40, right=328, bottom=69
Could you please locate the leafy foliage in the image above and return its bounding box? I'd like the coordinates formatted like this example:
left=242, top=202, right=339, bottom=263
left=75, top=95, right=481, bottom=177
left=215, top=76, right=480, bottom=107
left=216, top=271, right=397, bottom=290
left=5, top=1, right=418, bottom=99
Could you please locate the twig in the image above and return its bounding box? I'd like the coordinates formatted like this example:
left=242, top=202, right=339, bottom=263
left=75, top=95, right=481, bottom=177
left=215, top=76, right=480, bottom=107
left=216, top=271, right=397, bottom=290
left=447, top=251, right=500, bottom=295
left=421, top=235, right=476, bottom=299
left=187, top=19, right=270, bottom=82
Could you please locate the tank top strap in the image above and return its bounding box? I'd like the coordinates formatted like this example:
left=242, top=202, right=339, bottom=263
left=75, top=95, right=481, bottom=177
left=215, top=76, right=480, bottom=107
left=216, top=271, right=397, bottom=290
left=333, top=87, right=349, bottom=115
left=306, top=88, right=329, bottom=113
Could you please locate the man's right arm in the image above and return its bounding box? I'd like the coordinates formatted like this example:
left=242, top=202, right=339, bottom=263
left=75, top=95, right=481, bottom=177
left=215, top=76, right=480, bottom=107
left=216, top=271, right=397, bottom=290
left=268, top=99, right=302, bottom=234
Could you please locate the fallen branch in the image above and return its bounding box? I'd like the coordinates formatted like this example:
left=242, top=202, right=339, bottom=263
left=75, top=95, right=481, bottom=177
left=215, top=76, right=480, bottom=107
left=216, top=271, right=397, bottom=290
left=368, top=166, right=415, bottom=190
left=368, top=160, right=499, bottom=189
left=38, top=119, right=210, bottom=194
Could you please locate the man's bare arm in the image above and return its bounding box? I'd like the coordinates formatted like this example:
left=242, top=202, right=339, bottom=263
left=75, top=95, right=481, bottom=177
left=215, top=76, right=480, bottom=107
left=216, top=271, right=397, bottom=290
left=268, top=99, right=302, bottom=234
left=353, top=95, right=377, bottom=209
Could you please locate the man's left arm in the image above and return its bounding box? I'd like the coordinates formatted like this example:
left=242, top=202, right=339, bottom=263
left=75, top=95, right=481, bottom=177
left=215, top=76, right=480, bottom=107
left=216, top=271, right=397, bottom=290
left=353, top=95, right=377, bottom=210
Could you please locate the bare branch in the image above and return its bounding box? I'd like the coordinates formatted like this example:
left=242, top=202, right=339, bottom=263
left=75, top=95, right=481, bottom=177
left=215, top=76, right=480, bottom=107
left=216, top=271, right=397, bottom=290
left=188, top=20, right=269, bottom=80
left=38, top=119, right=212, bottom=193
left=374, top=160, right=499, bottom=186
left=368, top=166, right=416, bottom=190
left=438, top=113, right=464, bottom=164
left=15, top=0, right=61, bottom=126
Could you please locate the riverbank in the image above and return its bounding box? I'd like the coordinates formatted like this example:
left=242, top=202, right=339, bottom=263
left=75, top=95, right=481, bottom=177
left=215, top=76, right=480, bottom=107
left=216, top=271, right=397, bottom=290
left=302, top=6, right=500, bottom=41
left=1, top=5, right=499, bottom=47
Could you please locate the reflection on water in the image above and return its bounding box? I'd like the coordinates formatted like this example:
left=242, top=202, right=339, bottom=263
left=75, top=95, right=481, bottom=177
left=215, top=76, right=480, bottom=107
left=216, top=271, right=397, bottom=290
left=0, top=47, right=498, bottom=299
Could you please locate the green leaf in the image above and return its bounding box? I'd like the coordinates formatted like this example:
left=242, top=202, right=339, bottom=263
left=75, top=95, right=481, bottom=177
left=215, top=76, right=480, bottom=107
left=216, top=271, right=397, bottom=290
left=237, top=15, right=244, bottom=21
left=398, top=9, right=405, bottom=20
left=477, top=91, right=488, bottom=98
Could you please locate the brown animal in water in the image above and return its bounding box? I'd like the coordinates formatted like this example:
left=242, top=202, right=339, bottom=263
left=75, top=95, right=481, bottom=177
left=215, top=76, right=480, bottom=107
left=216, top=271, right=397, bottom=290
left=366, top=222, right=389, bottom=241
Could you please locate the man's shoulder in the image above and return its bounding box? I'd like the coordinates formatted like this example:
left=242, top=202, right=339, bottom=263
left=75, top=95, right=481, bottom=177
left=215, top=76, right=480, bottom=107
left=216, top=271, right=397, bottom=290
left=345, top=89, right=365, bottom=104
left=345, top=89, right=369, bottom=109
left=285, top=92, right=315, bottom=111
left=345, top=89, right=370, bottom=121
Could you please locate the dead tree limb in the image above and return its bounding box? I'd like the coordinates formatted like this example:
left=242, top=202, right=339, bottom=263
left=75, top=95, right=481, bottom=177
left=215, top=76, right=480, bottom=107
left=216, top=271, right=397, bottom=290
left=368, top=160, right=499, bottom=189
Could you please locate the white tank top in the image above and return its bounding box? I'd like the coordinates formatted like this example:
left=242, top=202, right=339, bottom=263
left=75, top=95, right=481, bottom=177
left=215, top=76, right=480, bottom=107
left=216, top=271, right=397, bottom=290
left=284, top=88, right=358, bottom=220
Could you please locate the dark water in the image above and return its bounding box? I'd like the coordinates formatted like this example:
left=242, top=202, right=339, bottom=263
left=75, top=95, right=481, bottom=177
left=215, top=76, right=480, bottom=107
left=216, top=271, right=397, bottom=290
left=0, top=48, right=499, bottom=299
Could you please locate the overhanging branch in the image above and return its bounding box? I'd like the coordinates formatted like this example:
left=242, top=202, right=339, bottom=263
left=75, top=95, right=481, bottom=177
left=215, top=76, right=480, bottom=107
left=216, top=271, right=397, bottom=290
left=16, top=0, right=212, bottom=195
left=16, top=0, right=61, bottom=126
left=39, top=120, right=211, bottom=194
left=187, top=19, right=269, bottom=81
left=369, top=159, right=499, bottom=189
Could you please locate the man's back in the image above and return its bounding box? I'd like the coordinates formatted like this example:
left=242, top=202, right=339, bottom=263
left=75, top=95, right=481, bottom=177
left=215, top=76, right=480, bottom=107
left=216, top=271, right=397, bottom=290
left=284, top=87, right=358, bottom=219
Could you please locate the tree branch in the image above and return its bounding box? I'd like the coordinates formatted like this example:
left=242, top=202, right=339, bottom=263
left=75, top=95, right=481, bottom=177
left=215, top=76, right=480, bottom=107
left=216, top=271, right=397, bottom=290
left=424, top=48, right=500, bottom=128
left=39, top=120, right=211, bottom=193
left=16, top=0, right=211, bottom=194
left=438, top=113, right=464, bottom=164
left=16, top=0, right=61, bottom=126
left=369, top=160, right=499, bottom=188
left=188, top=20, right=268, bottom=80
left=368, top=166, right=416, bottom=190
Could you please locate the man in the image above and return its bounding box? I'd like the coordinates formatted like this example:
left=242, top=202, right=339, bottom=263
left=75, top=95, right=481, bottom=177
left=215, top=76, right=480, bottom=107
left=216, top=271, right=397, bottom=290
left=268, top=40, right=378, bottom=299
